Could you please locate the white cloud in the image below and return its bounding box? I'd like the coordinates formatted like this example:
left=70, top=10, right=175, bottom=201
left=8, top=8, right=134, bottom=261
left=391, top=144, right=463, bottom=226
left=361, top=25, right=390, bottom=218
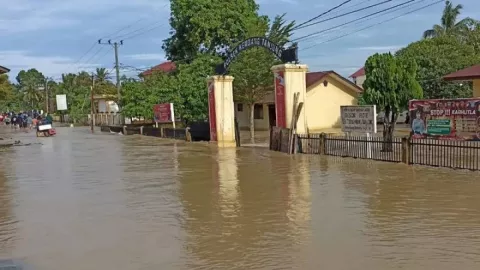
left=0, top=0, right=170, bottom=34
left=125, top=53, right=165, bottom=61
left=349, top=45, right=404, bottom=52
left=0, top=50, right=99, bottom=79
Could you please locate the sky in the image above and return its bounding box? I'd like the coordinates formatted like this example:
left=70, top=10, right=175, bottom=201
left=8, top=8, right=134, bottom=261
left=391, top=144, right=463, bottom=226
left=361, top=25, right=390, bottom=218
left=1, top=0, right=479, bottom=82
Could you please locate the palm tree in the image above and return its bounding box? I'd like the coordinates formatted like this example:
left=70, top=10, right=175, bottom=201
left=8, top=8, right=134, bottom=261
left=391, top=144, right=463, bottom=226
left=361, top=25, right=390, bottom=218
left=95, top=68, right=110, bottom=84
left=423, top=1, right=476, bottom=39
left=22, top=78, right=43, bottom=108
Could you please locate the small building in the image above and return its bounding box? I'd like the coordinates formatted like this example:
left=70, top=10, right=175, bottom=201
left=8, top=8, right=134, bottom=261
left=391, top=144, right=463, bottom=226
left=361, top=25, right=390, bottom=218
left=349, top=67, right=365, bottom=88
left=443, top=65, right=480, bottom=97
left=0, top=65, right=10, bottom=74
left=235, top=71, right=362, bottom=131
left=140, top=61, right=176, bottom=77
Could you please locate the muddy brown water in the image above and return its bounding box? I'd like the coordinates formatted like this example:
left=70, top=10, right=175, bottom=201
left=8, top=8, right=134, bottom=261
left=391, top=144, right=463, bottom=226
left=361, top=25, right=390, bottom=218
left=1, top=126, right=480, bottom=269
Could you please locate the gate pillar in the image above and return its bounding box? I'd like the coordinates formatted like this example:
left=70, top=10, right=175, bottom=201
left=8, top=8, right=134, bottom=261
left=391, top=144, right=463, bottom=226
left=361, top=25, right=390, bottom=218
left=271, top=64, right=308, bottom=134
left=207, top=75, right=236, bottom=148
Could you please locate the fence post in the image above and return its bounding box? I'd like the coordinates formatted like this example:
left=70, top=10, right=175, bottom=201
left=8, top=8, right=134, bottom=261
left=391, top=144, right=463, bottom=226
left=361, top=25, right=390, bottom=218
left=140, top=126, right=144, bottom=135
left=160, top=127, right=164, bottom=138
left=185, top=127, right=192, bottom=142
left=401, top=137, right=410, bottom=164
left=319, top=133, right=326, bottom=155
left=123, top=125, right=127, bottom=135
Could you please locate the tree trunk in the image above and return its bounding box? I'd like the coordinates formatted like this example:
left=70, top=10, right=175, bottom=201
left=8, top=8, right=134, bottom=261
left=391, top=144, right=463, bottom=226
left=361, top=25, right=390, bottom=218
left=249, top=103, right=255, bottom=144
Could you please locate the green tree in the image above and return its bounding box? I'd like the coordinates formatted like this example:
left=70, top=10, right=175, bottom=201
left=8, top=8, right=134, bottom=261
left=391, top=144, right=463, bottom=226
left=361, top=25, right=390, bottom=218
left=396, top=35, right=480, bottom=98
left=163, top=0, right=260, bottom=61
left=94, top=68, right=116, bottom=95
left=362, top=53, right=423, bottom=150
left=0, top=74, right=15, bottom=111
left=230, top=14, right=295, bottom=142
left=16, top=68, right=45, bottom=109
left=423, top=1, right=477, bottom=39
left=175, top=54, right=221, bottom=124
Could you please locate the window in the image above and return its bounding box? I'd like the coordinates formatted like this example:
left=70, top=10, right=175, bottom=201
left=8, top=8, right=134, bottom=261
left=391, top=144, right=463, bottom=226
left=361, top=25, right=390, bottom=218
left=237, top=103, right=243, bottom=112
left=254, top=104, right=264, bottom=119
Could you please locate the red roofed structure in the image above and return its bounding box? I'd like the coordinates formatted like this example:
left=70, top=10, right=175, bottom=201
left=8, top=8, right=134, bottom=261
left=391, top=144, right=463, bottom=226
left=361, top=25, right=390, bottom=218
left=349, top=67, right=365, bottom=78
left=140, top=61, right=176, bottom=77
left=0, top=65, right=10, bottom=74
left=443, top=64, right=480, bottom=97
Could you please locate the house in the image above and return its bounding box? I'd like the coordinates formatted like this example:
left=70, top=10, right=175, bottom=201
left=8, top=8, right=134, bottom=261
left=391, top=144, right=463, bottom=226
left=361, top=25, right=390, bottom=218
left=443, top=64, right=480, bottom=97
left=349, top=67, right=365, bottom=88
left=235, top=71, right=363, bottom=131
left=0, top=65, right=10, bottom=74
left=140, top=61, right=176, bottom=77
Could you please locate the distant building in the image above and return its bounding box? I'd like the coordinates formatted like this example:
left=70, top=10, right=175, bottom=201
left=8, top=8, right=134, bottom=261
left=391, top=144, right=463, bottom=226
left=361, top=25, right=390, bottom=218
left=139, top=61, right=176, bottom=77
left=235, top=71, right=363, bottom=131
left=0, top=65, right=10, bottom=74
left=349, top=67, right=365, bottom=88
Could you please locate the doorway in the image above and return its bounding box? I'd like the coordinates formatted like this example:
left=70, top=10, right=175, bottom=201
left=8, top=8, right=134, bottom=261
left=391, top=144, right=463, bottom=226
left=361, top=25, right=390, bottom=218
left=268, top=104, right=276, bottom=127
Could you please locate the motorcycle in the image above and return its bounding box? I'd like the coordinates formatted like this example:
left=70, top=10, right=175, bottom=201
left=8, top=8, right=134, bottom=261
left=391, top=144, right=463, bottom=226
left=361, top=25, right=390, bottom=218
left=36, top=123, right=57, bottom=137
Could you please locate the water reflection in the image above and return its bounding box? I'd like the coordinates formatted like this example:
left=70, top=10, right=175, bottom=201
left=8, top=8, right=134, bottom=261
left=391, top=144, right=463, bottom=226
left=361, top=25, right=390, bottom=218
left=0, top=160, right=16, bottom=253
left=179, top=148, right=313, bottom=269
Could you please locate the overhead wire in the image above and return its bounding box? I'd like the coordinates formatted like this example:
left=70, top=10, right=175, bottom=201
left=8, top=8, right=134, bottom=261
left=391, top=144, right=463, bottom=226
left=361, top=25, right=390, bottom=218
left=294, top=0, right=394, bottom=30
left=293, top=0, right=354, bottom=30
left=300, top=0, right=444, bottom=51
left=291, top=0, right=417, bottom=43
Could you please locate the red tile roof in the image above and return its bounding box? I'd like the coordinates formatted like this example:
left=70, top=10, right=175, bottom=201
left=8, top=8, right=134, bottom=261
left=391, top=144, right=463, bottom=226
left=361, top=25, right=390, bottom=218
left=307, top=71, right=363, bottom=93
left=0, top=65, right=9, bottom=74
left=140, top=61, right=176, bottom=77
left=349, top=67, right=365, bottom=78
left=443, top=65, right=480, bottom=81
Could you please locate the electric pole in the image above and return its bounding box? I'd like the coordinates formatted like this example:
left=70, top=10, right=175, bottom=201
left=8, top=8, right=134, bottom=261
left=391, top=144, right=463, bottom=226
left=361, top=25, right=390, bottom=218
left=98, top=39, right=123, bottom=103
left=44, top=78, right=49, bottom=114
left=91, top=74, right=95, bottom=133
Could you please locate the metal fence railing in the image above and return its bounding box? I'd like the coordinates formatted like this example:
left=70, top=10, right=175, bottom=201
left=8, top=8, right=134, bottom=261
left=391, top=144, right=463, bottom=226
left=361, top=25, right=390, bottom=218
left=278, top=132, right=480, bottom=171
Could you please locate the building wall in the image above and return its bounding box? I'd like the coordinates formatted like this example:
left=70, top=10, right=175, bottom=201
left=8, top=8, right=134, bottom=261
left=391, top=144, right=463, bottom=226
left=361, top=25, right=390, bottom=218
left=473, top=79, right=480, bottom=97
left=353, top=75, right=366, bottom=88
left=306, top=77, right=358, bottom=131
left=234, top=103, right=272, bottom=131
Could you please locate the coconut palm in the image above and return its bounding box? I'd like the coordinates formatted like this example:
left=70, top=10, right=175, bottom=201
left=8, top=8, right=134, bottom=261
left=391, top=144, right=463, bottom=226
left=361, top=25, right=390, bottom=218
left=95, top=68, right=110, bottom=83
left=22, top=77, right=43, bottom=108
left=423, top=1, right=476, bottom=39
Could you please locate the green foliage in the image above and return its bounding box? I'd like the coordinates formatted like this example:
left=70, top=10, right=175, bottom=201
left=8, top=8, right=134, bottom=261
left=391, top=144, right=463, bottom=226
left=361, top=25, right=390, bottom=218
left=15, top=68, right=46, bottom=109
left=175, top=54, right=221, bottom=123
left=0, top=74, right=16, bottom=111
left=423, top=1, right=477, bottom=39
left=396, top=35, right=480, bottom=98
left=363, top=53, right=423, bottom=122
left=163, top=0, right=260, bottom=61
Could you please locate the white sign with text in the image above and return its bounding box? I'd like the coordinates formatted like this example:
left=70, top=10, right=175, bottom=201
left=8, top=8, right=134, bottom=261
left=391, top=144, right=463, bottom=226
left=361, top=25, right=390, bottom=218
left=340, top=105, right=377, bottom=133
left=56, top=95, right=68, bottom=111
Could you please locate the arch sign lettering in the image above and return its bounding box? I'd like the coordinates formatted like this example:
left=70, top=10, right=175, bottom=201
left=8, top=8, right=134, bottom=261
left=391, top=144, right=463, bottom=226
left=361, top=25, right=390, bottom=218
left=215, top=37, right=298, bottom=75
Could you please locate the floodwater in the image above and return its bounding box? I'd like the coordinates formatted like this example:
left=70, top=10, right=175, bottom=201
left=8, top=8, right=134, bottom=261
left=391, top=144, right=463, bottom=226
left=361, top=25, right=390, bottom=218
left=1, top=126, right=480, bottom=270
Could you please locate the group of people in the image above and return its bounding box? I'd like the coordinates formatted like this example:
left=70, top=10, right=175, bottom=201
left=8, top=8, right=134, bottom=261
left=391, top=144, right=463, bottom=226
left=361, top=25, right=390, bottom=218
left=0, top=111, right=53, bottom=131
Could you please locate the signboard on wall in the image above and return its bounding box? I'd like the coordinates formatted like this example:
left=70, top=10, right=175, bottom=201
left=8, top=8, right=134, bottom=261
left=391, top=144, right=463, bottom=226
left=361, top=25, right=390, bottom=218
left=208, top=82, right=217, bottom=141
left=56, top=95, right=67, bottom=111
left=153, top=103, right=174, bottom=123
left=409, top=98, right=480, bottom=140
left=340, top=105, right=377, bottom=133
left=274, top=71, right=286, bottom=128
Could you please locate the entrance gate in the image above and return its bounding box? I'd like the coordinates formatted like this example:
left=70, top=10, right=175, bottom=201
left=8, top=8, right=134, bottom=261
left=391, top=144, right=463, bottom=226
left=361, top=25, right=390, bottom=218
left=208, top=37, right=309, bottom=147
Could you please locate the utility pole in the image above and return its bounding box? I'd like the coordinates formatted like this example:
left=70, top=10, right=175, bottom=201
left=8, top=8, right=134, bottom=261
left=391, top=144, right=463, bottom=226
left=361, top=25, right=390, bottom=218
left=91, top=74, right=95, bottom=133
left=44, top=78, right=49, bottom=114
left=98, top=39, right=123, bottom=103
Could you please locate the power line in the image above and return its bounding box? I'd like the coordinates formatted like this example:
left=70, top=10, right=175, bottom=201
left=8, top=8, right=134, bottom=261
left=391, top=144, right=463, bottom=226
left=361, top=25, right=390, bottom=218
left=291, top=0, right=417, bottom=42
left=294, top=0, right=394, bottom=31
left=301, top=0, right=443, bottom=51
left=117, top=21, right=167, bottom=40
left=294, top=0, right=354, bottom=30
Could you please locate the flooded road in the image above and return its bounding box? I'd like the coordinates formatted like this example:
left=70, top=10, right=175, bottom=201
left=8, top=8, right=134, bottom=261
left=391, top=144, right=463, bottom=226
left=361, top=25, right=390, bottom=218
left=1, top=126, right=480, bottom=269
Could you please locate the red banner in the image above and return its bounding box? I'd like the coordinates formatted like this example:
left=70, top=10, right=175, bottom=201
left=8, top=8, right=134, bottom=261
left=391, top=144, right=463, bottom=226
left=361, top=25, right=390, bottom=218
left=153, top=103, right=173, bottom=123
left=409, top=98, right=480, bottom=140
left=208, top=82, right=217, bottom=141
left=275, top=71, right=286, bottom=128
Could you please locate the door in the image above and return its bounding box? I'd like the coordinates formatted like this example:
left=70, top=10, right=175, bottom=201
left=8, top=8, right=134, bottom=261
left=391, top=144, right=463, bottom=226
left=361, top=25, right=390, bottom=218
left=268, top=104, right=276, bottom=127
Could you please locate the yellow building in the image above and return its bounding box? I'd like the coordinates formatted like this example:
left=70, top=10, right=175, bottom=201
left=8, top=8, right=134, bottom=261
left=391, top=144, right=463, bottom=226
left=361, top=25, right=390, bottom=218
left=235, top=71, right=362, bottom=131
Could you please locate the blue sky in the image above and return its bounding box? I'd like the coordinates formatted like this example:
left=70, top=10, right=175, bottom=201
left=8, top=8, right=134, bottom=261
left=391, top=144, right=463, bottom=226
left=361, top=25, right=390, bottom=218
left=1, top=0, right=479, bottom=82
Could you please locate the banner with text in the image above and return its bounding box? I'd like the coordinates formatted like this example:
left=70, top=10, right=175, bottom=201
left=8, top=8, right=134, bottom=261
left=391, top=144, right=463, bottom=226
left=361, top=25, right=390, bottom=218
left=409, top=98, right=480, bottom=140
left=56, top=95, right=68, bottom=111
left=153, top=103, right=174, bottom=123
left=340, top=105, right=377, bottom=133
